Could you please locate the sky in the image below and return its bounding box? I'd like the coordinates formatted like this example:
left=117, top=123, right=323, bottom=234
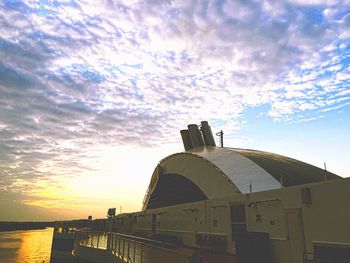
left=0, top=0, right=349, bottom=221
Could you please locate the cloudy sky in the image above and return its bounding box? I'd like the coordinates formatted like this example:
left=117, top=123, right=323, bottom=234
left=0, top=0, right=349, bottom=221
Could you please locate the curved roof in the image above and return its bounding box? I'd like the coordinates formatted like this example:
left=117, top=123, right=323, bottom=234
left=188, top=147, right=282, bottom=193
left=231, top=148, right=340, bottom=186
left=142, top=146, right=341, bottom=210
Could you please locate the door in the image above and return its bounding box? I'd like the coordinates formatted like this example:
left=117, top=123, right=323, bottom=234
left=285, top=209, right=305, bottom=263
left=231, top=204, right=248, bottom=262
left=231, top=204, right=271, bottom=263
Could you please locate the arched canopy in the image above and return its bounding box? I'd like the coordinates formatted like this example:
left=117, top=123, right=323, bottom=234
left=142, top=147, right=340, bottom=211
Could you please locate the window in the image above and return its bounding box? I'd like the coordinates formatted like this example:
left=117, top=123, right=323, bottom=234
left=314, top=243, right=350, bottom=263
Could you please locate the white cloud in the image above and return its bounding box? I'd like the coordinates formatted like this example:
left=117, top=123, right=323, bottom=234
left=0, top=0, right=349, bottom=214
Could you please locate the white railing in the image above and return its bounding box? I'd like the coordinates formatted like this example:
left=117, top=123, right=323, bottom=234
left=75, top=230, right=193, bottom=263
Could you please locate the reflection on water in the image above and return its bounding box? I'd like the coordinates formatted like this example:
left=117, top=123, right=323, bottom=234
left=0, top=228, right=53, bottom=263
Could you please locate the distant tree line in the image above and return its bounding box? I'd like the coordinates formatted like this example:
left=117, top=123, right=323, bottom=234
left=0, top=218, right=109, bottom=232
left=0, top=221, right=54, bottom=232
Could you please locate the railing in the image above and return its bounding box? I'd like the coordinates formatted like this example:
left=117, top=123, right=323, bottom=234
left=54, top=226, right=76, bottom=234
left=75, top=230, right=193, bottom=263
left=79, top=231, right=108, bottom=249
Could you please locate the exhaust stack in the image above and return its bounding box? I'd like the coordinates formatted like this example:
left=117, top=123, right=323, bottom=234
left=180, top=129, right=193, bottom=151
left=188, top=124, right=205, bottom=148
left=181, top=121, right=217, bottom=151
left=200, top=121, right=216, bottom=146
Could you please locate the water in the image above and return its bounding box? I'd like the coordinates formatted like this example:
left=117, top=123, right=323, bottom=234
left=0, top=228, right=53, bottom=263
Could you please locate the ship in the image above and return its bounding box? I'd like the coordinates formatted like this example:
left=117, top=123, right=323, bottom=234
left=52, top=121, right=350, bottom=263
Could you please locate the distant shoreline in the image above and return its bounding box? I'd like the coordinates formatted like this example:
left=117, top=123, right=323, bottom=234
left=0, top=221, right=54, bottom=232
left=0, top=219, right=94, bottom=232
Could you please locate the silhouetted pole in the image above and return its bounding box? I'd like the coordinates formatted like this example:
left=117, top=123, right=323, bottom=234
left=216, top=130, right=223, bottom=147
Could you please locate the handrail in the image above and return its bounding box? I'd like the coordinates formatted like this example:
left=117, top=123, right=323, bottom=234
left=76, top=229, right=180, bottom=250
left=74, top=230, right=192, bottom=263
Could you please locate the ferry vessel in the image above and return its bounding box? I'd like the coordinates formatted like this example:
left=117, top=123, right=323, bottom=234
left=52, top=121, right=350, bottom=263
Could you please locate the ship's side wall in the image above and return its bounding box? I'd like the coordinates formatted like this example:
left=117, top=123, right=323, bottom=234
left=247, top=177, right=350, bottom=262
left=114, top=178, right=350, bottom=263
left=115, top=196, right=244, bottom=255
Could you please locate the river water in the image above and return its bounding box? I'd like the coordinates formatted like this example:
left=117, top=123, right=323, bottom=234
left=0, top=228, right=53, bottom=263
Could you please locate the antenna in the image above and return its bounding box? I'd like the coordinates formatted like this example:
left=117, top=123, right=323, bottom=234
left=216, top=130, right=223, bottom=147
left=280, top=174, right=284, bottom=188
left=324, top=162, right=328, bottom=181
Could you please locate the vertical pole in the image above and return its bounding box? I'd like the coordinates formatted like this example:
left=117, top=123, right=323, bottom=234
left=110, top=233, right=113, bottom=252
left=140, top=244, right=143, bottom=263
left=220, top=130, right=223, bottom=147
left=127, top=240, right=130, bottom=262
left=280, top=174, right=284, bottom=188
left=324, top=162, right=328, bottom=181
left=114, top=235, right=117, bottom=254
left=133, top=241, right=136, bottom=262
left=123, top=239, right=125, bottom=259
left=118, top=236, right=121, bottom=257
left=216, top=130, right=224, bottom=147
left=110, top=234, right=112, bottom=253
